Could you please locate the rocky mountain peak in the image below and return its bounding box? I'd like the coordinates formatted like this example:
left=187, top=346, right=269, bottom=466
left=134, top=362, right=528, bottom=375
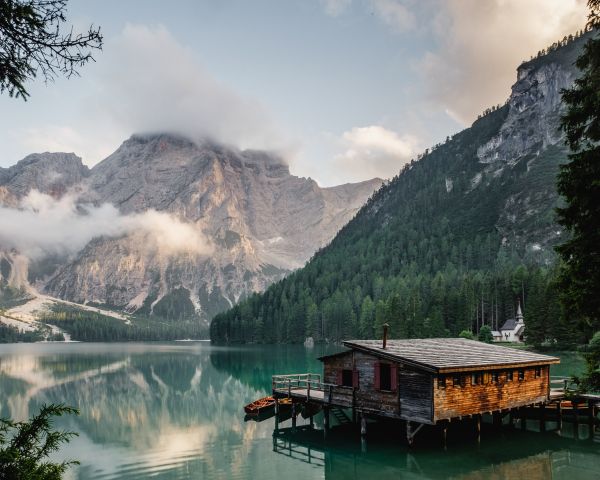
left=0, top=134, right=383, bottom=325
left=0, top=152, right=89, bottom=198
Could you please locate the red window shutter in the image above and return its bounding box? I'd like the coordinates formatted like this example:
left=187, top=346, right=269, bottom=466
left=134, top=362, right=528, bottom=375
left=353, top=369, right=359, bottom=388
left=391, top=364, right=398, bottom=392
left=336, top=369, right=342, bottom=385
left=374, top=362, right=380, bottom=390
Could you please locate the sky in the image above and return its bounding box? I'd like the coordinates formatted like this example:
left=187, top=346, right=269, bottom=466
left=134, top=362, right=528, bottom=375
left=0, top=0, right=589, bottom=186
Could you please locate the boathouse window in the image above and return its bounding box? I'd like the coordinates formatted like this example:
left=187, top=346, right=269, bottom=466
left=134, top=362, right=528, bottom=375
left=438, top=375, right=446, bottom=389
left=337, top=369, right=358, bottom=388
left=380, top=363, right=392, bottom=390
left=452, top=374, right=463, bottom=387
left=341, top=369, right=353, bottom=387
left=506, top=370, right=513, bottom=381
left=491, top=371, right=499, bottom=383
left=534, top=367, right=541, bottom=378
left=375, top=363, right=397, bottom=392
left=518, top=369, right=525, bottom=381
left=471, top=372, right=482, bottom=385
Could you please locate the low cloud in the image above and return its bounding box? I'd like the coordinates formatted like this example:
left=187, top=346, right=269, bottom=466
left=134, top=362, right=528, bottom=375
left=96, top=24, right=284, bottom=153
left=421, top=0, right=588, bottom=124
left=10, top=23, right=287, bottom=167
left=0, top=190, right=213, bottom=260
left=333, top=125, right=420, bottom=181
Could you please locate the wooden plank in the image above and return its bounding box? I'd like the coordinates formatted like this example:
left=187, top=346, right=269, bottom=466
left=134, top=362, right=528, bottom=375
left=400, top=368, right=433, bottom=423
left=434, top=366, right=550, bottom=421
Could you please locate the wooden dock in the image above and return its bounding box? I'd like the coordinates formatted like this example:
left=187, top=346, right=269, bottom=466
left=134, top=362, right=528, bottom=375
left=271, top=373, right=600, bottom=446
left=273, top=374, right=347, bottom=404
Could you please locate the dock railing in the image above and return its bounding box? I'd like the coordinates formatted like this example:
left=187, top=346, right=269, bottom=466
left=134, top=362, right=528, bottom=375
left=272, top=373, right=329, bottom=398
left=272, top=373, right=353, bottom=406
left=550, top=375, right=575, bottom=395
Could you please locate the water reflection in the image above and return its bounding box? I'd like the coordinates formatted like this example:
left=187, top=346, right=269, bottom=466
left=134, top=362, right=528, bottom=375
left=272, top=424, right=600, bottom=480
left=0, top=343, right=597, bottom=480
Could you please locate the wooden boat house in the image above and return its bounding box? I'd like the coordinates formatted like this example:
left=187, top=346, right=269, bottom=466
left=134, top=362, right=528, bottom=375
left=320, top=338, right=559, bottom=424
left=272, top=335, right=560, bottom=444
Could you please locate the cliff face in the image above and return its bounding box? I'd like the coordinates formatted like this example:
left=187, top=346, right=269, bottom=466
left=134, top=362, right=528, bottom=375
left=476, top=38, right=586, bottom=259
left=0, top=135, right=381, bottom=323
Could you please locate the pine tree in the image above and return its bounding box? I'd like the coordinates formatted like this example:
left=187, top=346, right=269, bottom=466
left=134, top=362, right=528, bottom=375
left=0, top=404, right=79, bottom=478
left=556, top=2, right=600, bottom=337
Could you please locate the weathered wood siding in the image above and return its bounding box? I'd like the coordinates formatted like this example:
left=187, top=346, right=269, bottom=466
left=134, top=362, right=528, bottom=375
left=434, top=366, right=550, bottom=421
left=322, top=351, right=434, bottom=422
left=399, top=368, right=433, bottom=423
left=353, top=351, right=401, bottom=417
left=323, top=352, right=353, bottom=384
left=322, top=352, right=354, bottom=407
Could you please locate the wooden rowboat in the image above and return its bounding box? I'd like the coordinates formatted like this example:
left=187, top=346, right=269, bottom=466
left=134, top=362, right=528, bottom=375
left=243, top=396, right=296, bottom=416
left=278, top=397, right=293, bottom=410
left=244, top=396, right=275, bottom=415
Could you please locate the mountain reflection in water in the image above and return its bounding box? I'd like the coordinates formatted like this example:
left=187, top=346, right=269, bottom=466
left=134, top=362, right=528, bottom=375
left=0, top=343, right=598, bottom=480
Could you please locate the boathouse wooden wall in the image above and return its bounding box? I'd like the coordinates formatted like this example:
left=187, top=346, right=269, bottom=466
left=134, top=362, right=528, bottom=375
left=399, top=368, right=432, bottom=423
left=322, top=351, right=551, bottom=424
left=433, top=365, right=550, bottom=421
left=322, top=351, right=433, bottom=423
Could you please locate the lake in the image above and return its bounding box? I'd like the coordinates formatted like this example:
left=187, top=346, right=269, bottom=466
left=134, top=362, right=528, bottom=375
left=0, top=343, right=598, bottom=479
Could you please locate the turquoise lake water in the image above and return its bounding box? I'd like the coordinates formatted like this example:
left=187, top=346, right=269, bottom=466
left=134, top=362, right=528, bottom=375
left=0, top=342, right=598, bottom=479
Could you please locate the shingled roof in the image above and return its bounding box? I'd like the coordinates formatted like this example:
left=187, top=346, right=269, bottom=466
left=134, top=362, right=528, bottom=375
left=341, top=338, right=559, bottom=373
left=500, top=319, right=517, bottom=331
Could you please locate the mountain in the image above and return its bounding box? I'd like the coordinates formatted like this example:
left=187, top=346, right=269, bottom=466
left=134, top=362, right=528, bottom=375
left=0, top=152, right=89, bottom=205
left=210, top=32, right=594, bottom=346
left=0, top=135, right=381, bottom=332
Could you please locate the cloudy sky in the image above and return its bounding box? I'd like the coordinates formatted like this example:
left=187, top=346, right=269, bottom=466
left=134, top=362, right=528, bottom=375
left=0, top=0, right=588, bottom=186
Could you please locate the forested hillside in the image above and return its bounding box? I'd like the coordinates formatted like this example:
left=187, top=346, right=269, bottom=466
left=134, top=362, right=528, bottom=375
left=211, top=32, right=595, bottom=347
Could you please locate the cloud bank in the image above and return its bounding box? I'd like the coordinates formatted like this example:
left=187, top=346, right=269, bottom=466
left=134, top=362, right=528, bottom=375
left=98, top=24, right=283, bottom=152
left=422, top=0, right=588, bottom=124
left=333, top=125, right=420, bottom=181
left=0, top=190, right=213, bottom=260
left=12, top=23, right=287, bottom=167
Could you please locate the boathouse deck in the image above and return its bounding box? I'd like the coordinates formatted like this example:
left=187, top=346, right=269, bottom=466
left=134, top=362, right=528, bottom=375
left=272, top=374, right=344, bottom=404
left=274, top=373, right=600, bottom=407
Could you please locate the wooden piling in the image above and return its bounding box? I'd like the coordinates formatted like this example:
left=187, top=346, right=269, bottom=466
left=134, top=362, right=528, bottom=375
left=360, top=414, right=367, bottom=437
left=493, top=411, right=501, bottom=428
left=540, top=404, right=546, bottom=432
left=291, top=402, right=297, bottom=432
left=573, top=401, right=580, bottom=440
left=441, top=422, right=448, bottom=448
left=557, top=401, right=563, bottom=431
